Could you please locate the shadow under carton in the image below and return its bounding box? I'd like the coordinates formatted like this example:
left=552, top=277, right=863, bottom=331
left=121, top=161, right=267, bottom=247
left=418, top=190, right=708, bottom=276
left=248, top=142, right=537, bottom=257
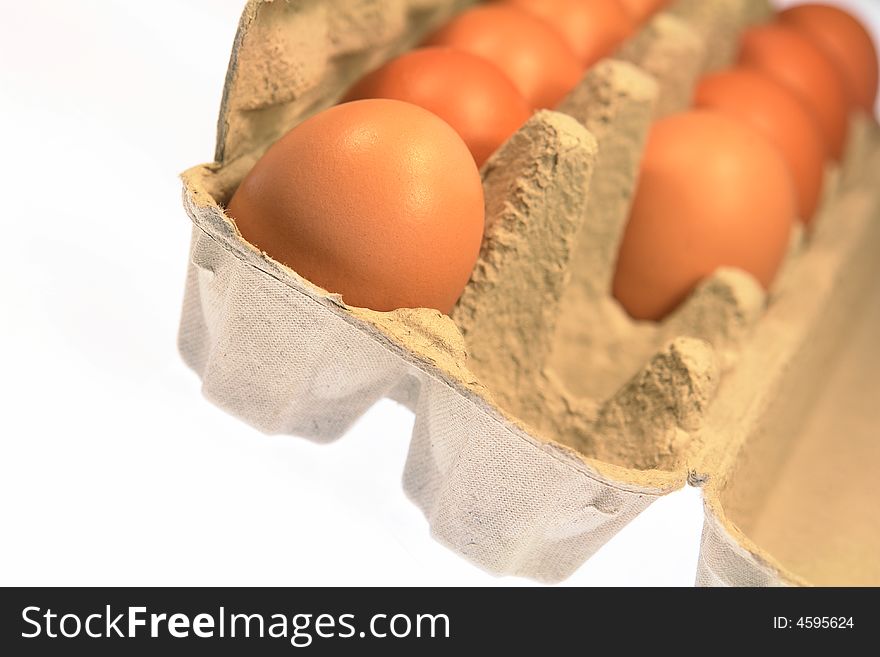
left=179, top=0, right=880, bottom=585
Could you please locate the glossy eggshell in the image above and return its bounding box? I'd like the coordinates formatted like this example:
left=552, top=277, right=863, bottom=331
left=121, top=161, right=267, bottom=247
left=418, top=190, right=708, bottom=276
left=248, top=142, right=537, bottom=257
left=502, top=0, right=635, bottom=68
left=694, top=68, right=826, bottom=225
left=779, top=4, right=879, bottom=113
left=424, top=5, right=583, bottom=109
left=613, top=111, right=796, bottom=321
left=738, top=24, right=849, bottom=160
left=226, top=99, right=486, bottom=314
left=343, top=47, right=532, bottom=166
left=618, top=0, right=669, bottom=24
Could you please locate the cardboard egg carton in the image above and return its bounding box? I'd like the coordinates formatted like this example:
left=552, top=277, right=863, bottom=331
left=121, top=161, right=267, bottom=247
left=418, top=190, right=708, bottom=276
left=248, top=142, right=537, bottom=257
left=179, top=0, right=880, bottom=585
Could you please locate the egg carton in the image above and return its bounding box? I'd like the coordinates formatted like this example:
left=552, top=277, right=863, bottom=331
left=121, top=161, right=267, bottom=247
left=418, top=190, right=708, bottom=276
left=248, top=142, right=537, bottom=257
left=179, top=0, right=880, bottom=585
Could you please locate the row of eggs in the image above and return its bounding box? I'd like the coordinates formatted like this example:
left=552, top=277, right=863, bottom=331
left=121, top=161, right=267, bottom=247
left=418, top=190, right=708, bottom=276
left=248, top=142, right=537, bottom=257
left=227, top=1, right=878, bottom=320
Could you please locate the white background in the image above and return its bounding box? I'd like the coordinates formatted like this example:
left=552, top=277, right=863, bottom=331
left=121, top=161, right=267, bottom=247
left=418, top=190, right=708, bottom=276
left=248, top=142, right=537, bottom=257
left=1, top=1, right=877, bottom=587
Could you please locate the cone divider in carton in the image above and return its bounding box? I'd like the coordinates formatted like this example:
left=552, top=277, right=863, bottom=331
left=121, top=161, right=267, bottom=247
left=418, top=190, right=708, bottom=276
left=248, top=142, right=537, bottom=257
left=450, top=109, right=600, bottom=430
left=668, top=0, right=774, bottom=74
left=617, top=12, right=705, bottom=118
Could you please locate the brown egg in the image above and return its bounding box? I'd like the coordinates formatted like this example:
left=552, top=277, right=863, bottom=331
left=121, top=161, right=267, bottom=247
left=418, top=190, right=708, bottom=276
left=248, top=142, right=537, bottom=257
left=343, top=47, right=532, bottom=167
left=501, top=0, right=636, bottom=68
left=738, top=24, right=849, bottom=160
left=694, top=68, right=826, bottom=225
left=779, top=4, right=879, bottom=113
left=424, top=5, right=583, bottom=109
left=227, top=99, right=485, bottom=314
left=613, top=111, right=796, bottom=321
left=619, top=0, right=669, bottom=24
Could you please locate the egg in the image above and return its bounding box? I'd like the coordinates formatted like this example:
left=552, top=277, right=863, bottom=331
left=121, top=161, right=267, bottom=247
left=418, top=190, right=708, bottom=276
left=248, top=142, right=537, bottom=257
left=424, top=5, right=583, bottom=109
left=694, top=68, right=826, bottom=225
left=779, top=4, right=879, bottom=113
left=613, top=111, right=796, bottom=321
left=342, top=47, right=532, bottom=167
left=738, top=24, right=849, bottom=160
left=619, top=0, right=669, bottom=24
left=226, top=99, right=485, bottom=314
left=501, top=0, right=635, bottom=68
